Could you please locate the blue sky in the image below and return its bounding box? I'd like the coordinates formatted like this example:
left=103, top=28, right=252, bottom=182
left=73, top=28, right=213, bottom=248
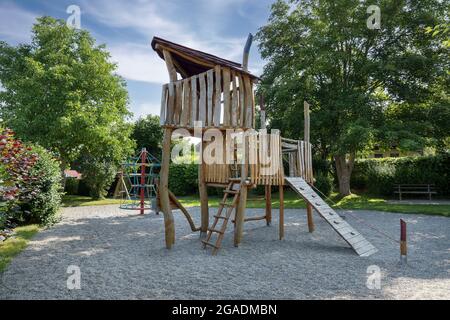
left=0, top=0, right=274, bottom=120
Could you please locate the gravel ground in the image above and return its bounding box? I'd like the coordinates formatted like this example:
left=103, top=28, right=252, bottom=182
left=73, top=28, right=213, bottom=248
left=0, top=205, right=449, bottom=300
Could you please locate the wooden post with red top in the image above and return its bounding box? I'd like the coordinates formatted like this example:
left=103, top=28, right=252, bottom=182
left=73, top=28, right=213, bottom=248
left=140, top=148, right=147, bottom=215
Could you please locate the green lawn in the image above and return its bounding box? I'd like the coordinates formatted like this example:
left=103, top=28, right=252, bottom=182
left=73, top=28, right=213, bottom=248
left=176, top=190, right=450, bottom=217
left=0, top=224, right=40, bottom=273
left=62, top=195, right=125, bottom=207
left=62, top=191, right=450, bottom=217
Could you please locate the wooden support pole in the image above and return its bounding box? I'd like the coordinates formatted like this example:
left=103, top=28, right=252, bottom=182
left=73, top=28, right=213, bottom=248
left=159, top=128, right=175, bottom=248
left=279, top=184, right=284, bottom=240
left=400, top=219, right=407, bottom=264
left=199, top=138, right=209, bottom=237
left=265, top=185, right=272, bottom=226
left=306, top=203, right=315, bottom=233
left=161, top=49, right=178, bottom=82
left=234, top=134, right=249, bottom=247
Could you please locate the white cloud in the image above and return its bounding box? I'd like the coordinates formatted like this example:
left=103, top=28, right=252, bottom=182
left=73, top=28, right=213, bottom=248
left=109, top=43, right=169, bottom=84
left=0, top=2, right=37, bottom=43
left=80, top=0, right=256, bottom=82
left=132, top=102, right=161, bottom=120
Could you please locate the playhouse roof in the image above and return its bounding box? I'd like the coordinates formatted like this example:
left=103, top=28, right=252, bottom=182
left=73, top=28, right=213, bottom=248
left=151, top=36, right=259, bottom=80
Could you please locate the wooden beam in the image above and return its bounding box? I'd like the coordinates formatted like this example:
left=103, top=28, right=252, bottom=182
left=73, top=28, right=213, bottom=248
left=199, top=138, right=209, bottom=235
left=160, top=128, right=175, bottom=248
left=168, top=190, right=200, bottom=232
left=307, top=203, right=315, bottom=233
left=162, top=49, right=178, bottom=82
left=234, top=134, right=249, bottom=247
left=265, top=185, right=272, bottom=226
left=279, top=184, right=284, bottom=240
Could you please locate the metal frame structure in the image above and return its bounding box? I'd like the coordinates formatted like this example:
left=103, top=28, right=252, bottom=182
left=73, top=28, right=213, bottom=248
left=115, top=148, right=161, bottom=214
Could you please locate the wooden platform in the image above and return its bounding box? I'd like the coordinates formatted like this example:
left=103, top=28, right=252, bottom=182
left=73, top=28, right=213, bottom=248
left=285, top=177, right=378, bottom=257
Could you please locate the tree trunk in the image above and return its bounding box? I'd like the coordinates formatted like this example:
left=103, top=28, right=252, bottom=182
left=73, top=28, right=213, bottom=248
left=334, top=153, right=355, bottom=197
left=60, top=161, right=67, bottom=190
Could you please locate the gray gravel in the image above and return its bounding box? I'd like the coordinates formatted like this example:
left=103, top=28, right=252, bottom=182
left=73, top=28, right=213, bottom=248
left=1, top=205, right=449, bottom=300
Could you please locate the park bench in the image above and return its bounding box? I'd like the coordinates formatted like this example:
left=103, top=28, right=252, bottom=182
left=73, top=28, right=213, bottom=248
left=394, top=184, right=437, bottom=200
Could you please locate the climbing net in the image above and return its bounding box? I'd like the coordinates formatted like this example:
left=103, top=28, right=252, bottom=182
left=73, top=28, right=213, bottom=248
left=114, top=148, right=161, bottom=213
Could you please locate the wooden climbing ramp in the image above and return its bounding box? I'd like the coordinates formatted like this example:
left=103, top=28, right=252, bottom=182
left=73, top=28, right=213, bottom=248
left=285, top=177, right=378, bottom=257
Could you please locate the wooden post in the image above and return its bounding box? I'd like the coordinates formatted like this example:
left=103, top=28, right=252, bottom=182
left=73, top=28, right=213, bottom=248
left=199, top=137, right=209, bottom=237
left=306, top=205, right=315, bottom=233
left=265, top=185, right=272, bottom=226
left=159, top=128, right=175, bottom=248
left=234, top=133, right=249, bottom=247
left=279, top=184, right=284, bottom=240
left=304, top=101, right=314, bottom=232
left=400, top=219, right=407, bottom=264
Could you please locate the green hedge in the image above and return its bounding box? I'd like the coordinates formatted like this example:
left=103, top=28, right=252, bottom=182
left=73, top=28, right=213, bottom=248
left=351, top=154, right=449, bottom=197
left=168, top=163, right=198, bottom=196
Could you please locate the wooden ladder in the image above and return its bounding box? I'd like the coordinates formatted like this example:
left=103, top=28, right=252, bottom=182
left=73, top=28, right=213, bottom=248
left=201, top=180, right=241, bottom=255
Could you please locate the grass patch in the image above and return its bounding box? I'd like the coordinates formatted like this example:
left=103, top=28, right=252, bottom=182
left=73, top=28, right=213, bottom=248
left=62, top=191, right=449, bottom=217
left=177, top=190, right=449, bottom=217
left=0, top=224, right=40, bottom=273
left=335, top=194, right=450, bottom=217
left=62, top=195, right=125, bottom=207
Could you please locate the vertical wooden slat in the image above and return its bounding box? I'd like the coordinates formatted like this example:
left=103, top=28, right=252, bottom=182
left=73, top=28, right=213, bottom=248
left=222, top=68, right=231, bottom=126
left=207, top=69, right=214, bottom=126
left=231, top=71, right=238, bottom=127
left=180, top=80, right=190, bottom=126
left=238, top=74, right=245, bottom=127
left=213, top=66, right=222, bottom=126
left=191, top=75, right=198, bottom=124
left=174, top=81, right=183, bottom=124
left=198, top=73, right=207, bottom=126
left=167, top=82, right=175, bottom=124
left=160, top=84, right=168, bottom=125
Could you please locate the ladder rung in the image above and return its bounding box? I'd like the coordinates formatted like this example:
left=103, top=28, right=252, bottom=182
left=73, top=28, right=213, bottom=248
left=208, top=228, right=224, bottom=234
left=214, top=215, right=229, bottom=220
left=224, top=189, right=239, bottom=194
left=220, top=202, right=233, bottom=207
left=201, top=240, right=219, bottom=249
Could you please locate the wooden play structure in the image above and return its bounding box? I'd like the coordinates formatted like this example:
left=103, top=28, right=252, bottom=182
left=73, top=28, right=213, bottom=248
left=151, top=36, right=377, bottom=257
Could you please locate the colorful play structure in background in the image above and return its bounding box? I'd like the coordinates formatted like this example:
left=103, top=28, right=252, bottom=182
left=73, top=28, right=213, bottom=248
left=114, top=148, right=160, bottom=215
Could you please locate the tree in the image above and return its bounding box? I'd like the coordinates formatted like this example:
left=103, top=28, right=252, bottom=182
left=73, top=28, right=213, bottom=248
left=257, top=0, right=448, bottom=196
left=0, top=17, right=134, bottom=191
left=132, top=115, right=163, bottom=158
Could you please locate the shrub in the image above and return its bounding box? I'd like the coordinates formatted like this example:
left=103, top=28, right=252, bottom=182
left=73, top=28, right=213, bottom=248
left=22, top=145, right=63, bottom=225
left=79, top=157, right=117, bottom=199
left=314, top=172, right=333, bottom=197
left=168, top=163, right=198, bottom=196
left=351, top=154, right=450, bottom=196
left=64, top=178, right=79, bottom=195
left=0, top=129, right=62, bottom=226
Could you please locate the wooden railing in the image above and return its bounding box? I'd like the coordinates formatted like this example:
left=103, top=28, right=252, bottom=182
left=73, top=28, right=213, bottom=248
left=160, top=66, right=255, bottom=129
left=203, top=131, right=284, bottom=186
left=281, top=137, right=313, bottom=184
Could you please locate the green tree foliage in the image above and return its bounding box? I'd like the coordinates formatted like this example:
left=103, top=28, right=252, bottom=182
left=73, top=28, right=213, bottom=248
left=257, top=0, right=448, bottom=196
left=351, top=153, right=449, bottom=196
left=0, top=17, right=134, bottom=194
left=132, top=115, right=163, bottom=157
